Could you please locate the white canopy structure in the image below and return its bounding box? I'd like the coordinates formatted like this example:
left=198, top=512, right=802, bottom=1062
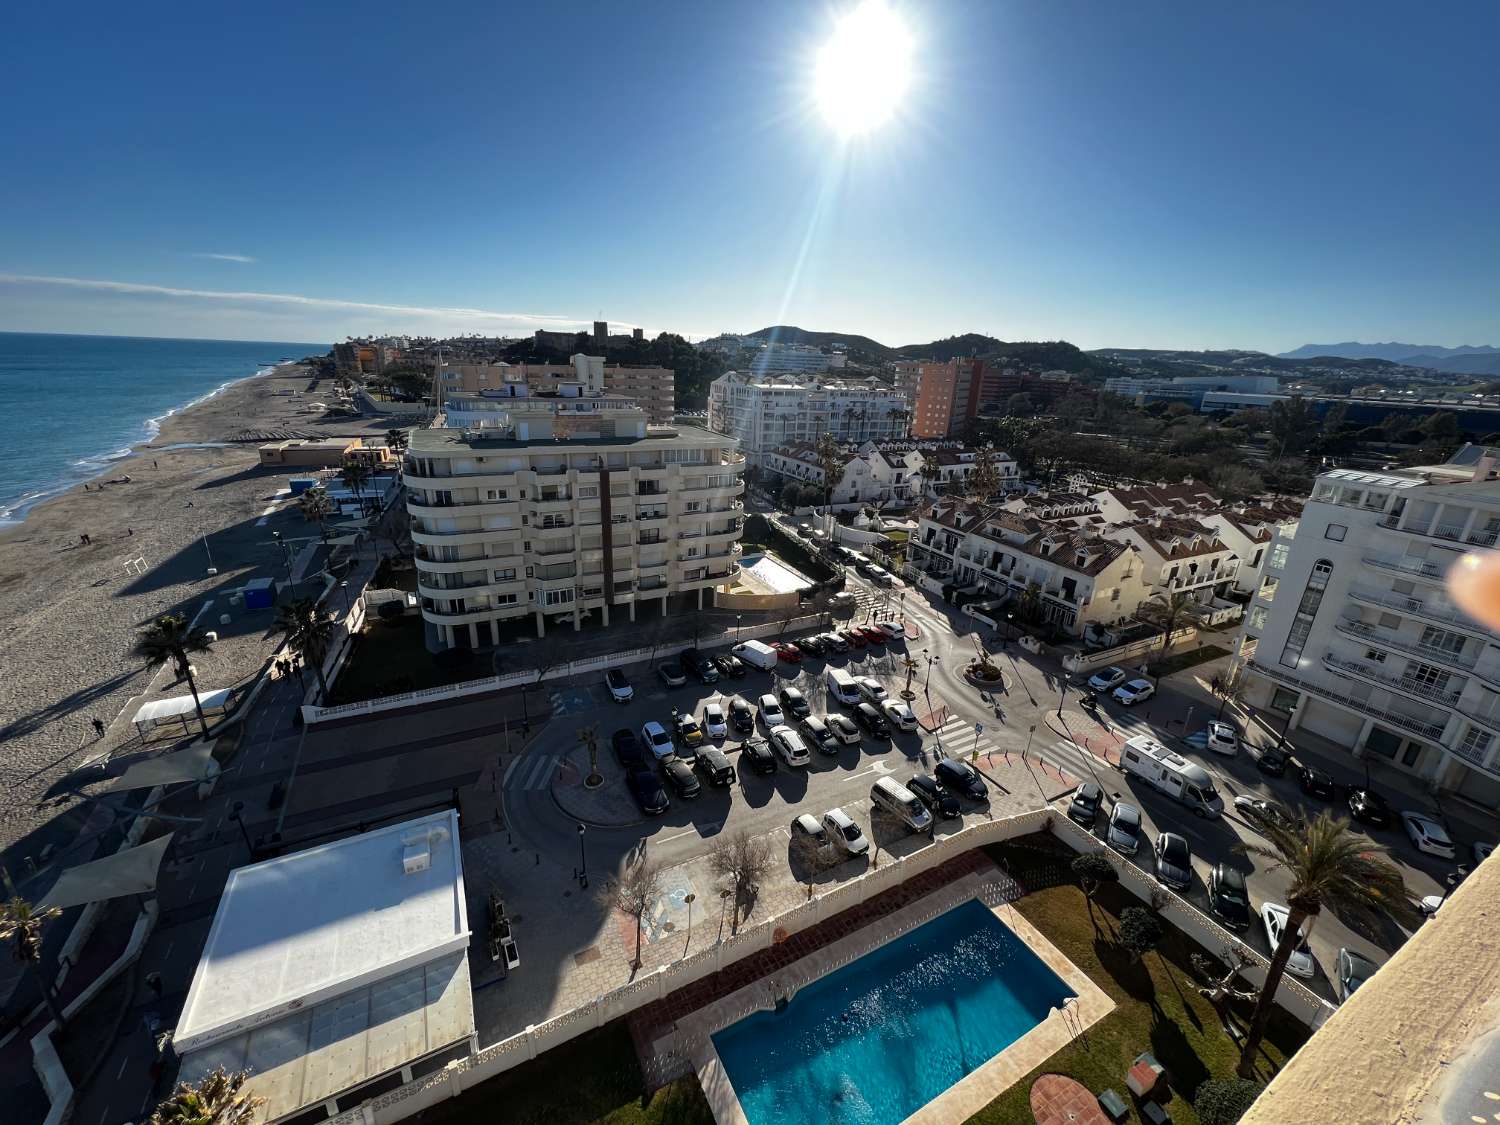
left=107, top=741, right=220, bottom=792
left=132, top=688, right=234, bottom=733
left=38, top=833, right=174, bottom=910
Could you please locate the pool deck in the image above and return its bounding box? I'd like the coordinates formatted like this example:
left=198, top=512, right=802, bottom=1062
left=669, top=868, right=1115, bottom=1125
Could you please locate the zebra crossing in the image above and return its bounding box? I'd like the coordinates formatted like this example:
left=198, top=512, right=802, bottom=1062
left=926, top=713, right=1116, bottom=789
left=504, top=751, right=567, bottom=791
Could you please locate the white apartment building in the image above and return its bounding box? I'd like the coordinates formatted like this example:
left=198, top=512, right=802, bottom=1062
left=749, top=342, right=830, bottom=375
left=911, top=501, right=1152, bottom=637
left=405, top=399, right=744, bottom=650
left=1199, top=501, right=1303, bottom=596
left=760, top=441, right=1018, bottom=509
left=1110, top=517, right=1242, bottom=605
left=1233, top=451, right=1500, bottom=809
left=706, top=370, right=911, bottom=463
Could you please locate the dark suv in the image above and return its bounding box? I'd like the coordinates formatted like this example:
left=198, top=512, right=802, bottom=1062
left=679, top=647, right=720, bottom=684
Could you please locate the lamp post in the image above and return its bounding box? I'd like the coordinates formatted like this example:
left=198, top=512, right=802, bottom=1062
left=1005, top=612, right=1014, bottom=651
left=735, top=615, right=742, bottom=643
left=575, top=823, right=588, bottom=888
left=1056, top=677, right=1068, bottom=719
left=340, top=580, right=351, bottom=614
left=271, top=531, right=297, bottom=595
left=229, top=801, right=253, bottom=855
left=684, top=891, right=696, bottom=951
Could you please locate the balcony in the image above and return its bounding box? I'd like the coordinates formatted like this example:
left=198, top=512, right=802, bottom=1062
left=407, top=498, right=519, bottom=518
left=1378, top=516, right=1467, bottom=543
left=1334, top=618, right=1482, bottom=674
left=1361, top=553, right=1451, bottom=585
left=1346, top=586, right=1489, bottom=636
left=1247, top=660, right=1448, bottom=740
left=1321, top=653, right=1464, bottom=707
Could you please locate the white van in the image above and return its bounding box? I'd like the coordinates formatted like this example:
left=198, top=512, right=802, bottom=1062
left=1120, top=735, right=1224, bottom=818
left=871, top=777, right=932, bottom=833
left=732, top=639, right=778, bottom=671
left=825, top=666, right=861, bottom=706
left=867, top=564, right=894, bottom=586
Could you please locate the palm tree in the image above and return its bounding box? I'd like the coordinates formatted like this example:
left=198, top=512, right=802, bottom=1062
left=967, top=444, right=1002, bottom=502
left=384, top=428, right=409, bottom=455
left=340, top=459, right=372, bottom=514
left=1138, top=590, right=1195, bottom=666
left=1233, top=811, right=1416, bottom=1078
left=275, top=598, right=336, bottom=702
left=297, top=486, right=335, bottom=552
left=136, top=614, right=213, bottom=738
left=150, top=1066, right=263, bottom=1125
left=579, top=723, right=602, bottom=788
left=1016, top=580, right=1042, bottom=624
left=1, top=897, right=65, bottom=1030
left=815, top=433, right=843, bottom=531
left=1212, top=672, right=1246, bottom=720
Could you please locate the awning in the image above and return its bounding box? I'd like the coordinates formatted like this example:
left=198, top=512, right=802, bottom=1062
left=107, top=742, right=220, bottom=792
left=132, top=688, right=234, bottom=727
left=38, top=833, right=174, bottom=910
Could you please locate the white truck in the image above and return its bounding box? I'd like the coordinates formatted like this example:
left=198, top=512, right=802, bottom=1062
left=1120, top=735, right=1224, bottom=818
left=731, top=639, right=779, bottom=671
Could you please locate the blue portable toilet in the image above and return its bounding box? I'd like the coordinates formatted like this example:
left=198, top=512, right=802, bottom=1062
left=243, top=577, right=277, bottom=610
left=288, top=477, right=318, bottom=496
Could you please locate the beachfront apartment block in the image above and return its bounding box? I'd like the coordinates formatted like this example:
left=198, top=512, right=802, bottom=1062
left=440, top=354, right=676, bottom=423
left=1231, top=447, right=1500, bottom=810
left=706, top=370, right=911, bottom=464
left=405, top=393, right=744, bottom=650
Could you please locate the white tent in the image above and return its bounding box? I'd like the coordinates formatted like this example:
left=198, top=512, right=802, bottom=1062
left=107, top=741, right=220, bottom=792
left=132, top=688, right=234, bottom=733
left=38, top=833, right=174, bottom=910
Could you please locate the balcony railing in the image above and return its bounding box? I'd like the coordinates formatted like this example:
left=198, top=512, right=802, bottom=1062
left=1347, top=586, right=1487, bottom=634
left=1321, top=653, right=1464, bottom=706
left=1378, top=516, right=1466, bottom=542
left=1334, top=618, right=1481, bottom=673
left=1246, top=660, right=1448, bottom=740
left=1361, top=554, right=1450, bottom=583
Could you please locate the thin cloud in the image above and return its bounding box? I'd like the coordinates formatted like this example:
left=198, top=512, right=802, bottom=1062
left=0, top=272, right=615, bottom=331
left=189, top=252, right=257, bottom=263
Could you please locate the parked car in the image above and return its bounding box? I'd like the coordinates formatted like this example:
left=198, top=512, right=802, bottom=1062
left=1298, top=764, right=1337, bottom=800
left=1205, top=720, right=1238, bottom=756
left=680, top=647, right=720, bottom=684
left=1234, top=795, right=1299, bottom=832
left=823, top=808, right=870, bottom=855
left=1153, top=832, right=1193, bottom=891
left=712, top=652, right=747, bottom=678
left=605, top=668, right=634, bottom=703
left=1255, top=746, right=1289, bottom=776
left=875, top=620, right=905, bottom=640
left=639, top=720, right=675, bottom=761
left=828, top=591, right=857, bottom=611
left=728, top=695, right=755, bottom=733
left=757, top=693, right=785, bottom=728
left=796, top=633, right=827, bottom=656
left=1402, top=811, right=1456, bottom=859
left=1336, top=948, right=1379, bottom=1000
left=827, top=713, right=861, bottom=745
left=661, top=758, right=701, bottom=798
left=1068, top=781, right=1103, bottom=827
left=790, top=812, right=832, bottom=864
left=703, top=702, right=728, bottom=740
left=627, top=770, right=669, bottom=816
left=820, top=631, right=850, bottom=654
left=856, top=626, right=887, bottom=646
left=741, top=737, right=777, bottom=774
left=1206, top=864, right=1251, bottom=930
left=658, top=663, right=687, bottom=687
left=778, top=685, right=812, bottom=719
left=674, top=714, right=704, bottom=749
left=1261, top=903, right=1316, bottom=978
left=855, top=676, right=887, bottom=704
left=1346, top=788, right=1391, bottom=828
left=908, top=773, right=961, bottom=819
left=611, top=728, right=646, bottom=770
left=1113, top=678, right=1155, bottom=705
left=840, top=628, right=868, bottom=649
left=881, top=699, right=918, bottom=731
left=1087, top=666, right=1128, bottom=693
left=769, top=725, right=811, bottom=767
left=772, top=641, right=803, bottom=664
left=1475, top=842, right=1495, bottom=865
left=697, top=746, right=735, bottom=787
left=934, top=756, right=987, bottom=800
left=1106, top=802, right=1143, bottom=854
left=853, top=701, right=890, bottom=738
left=800, top=715, right=839, bottom=755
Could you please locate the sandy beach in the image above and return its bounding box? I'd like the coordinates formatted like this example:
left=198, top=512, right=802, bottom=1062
left=0, top=363, right=398, bottom=862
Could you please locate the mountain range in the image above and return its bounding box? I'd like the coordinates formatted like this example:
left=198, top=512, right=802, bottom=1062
left=1280, top=342, right=1500, bottom=376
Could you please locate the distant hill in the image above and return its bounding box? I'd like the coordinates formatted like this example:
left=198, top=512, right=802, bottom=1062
left=892, top=333, right=1004, bottom=361
left=745, top=325, right=893, bottom=358
left=1281, top=341, right=1500, bottom=375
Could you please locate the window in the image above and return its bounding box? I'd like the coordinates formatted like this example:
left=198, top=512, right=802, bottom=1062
left=1268, top=543, right=1290, bottom=571
left=684, top=500, right=702, bottom=512
left=578, top=485, right=598, bottom=499
left=1363, top=648, right=1385, bottom=663
left=1458, top=726, right=1493, bottom=764
left=1419, top=625, right=1466, bottom=656
left=1278, top=558, right=1333, bottom=668
left=1248, top=606, right=1268, bottom=631
left=544, top=589, right=574, bottom=607
left=485, top=488, right=508, bottom=501
left=1324, top=523, right=1347, bottom=541
left=540, top=514, right=569, bottom=529
left=1250, top=547, right=1264, bottom=568
left=492, top=568, right=516, bottom=582
left=494, top=593, right=518, bottom=606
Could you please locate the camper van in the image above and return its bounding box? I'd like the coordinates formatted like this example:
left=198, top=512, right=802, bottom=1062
left=1120, top=735, right=1224, bottom=818
left=825, top=666, right=862, bottom=706
left=731, top=639, right=779, bottom=671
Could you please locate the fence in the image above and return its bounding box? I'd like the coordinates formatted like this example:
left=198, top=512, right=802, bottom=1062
left=325, top=808, right=1333, bottom=1125
left=1060, top=626, right=1199, bottom=674
left=300, top=612, right=829, bottom=726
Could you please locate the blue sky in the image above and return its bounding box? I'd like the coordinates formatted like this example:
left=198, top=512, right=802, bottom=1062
left=2, top=1, right=1496, bottom=351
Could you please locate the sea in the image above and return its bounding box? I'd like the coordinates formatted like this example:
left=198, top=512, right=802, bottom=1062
left=0, top=332, right=328, bottom=525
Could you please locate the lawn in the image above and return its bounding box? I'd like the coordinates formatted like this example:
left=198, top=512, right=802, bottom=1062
left=328, top=614, right=486, bottom=704
left=969, top=837, right=1308, bottom=1124
left=1149, top=643, right=1230, bottom=679
left=413, top=1023, right=712, bottom=1125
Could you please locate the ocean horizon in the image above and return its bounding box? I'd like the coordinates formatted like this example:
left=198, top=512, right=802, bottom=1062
left=0, top=331, right=328, bottom=525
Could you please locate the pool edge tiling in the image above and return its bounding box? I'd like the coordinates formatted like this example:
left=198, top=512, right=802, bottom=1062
left=676, top=870, right=1114, bottom=1125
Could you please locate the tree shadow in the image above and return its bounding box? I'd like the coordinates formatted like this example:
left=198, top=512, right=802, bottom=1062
left=1093, top=936, right=1158, bottom=1007
left=1148, top=1012, right=1210, bottom=1107
left=0, top=668, right=142, bottom=742
left=1157, top=952, right=1204, bottom=1032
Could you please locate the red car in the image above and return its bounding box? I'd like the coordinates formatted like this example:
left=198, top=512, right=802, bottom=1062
left=856, top=626, right=887, bottom=645
left=772, top=641, right=803, bottom=663
left=840, top=629, right=868, bottom=649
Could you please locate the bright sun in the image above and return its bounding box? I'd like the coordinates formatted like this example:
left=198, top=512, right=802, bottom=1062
left=814, top=1, right=913, bottom=136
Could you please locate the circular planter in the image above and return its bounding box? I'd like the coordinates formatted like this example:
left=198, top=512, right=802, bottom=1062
left=963, top=662, right=1007, bottom=688
left=583, top=773, right=604, bottom=790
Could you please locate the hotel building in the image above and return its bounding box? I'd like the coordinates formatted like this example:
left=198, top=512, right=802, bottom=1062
left=706, top=370, right=911, bottom=464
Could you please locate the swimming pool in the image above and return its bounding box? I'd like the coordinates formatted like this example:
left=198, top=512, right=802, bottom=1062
left=710, top=899, right=1075, bottom=1125
left=737, top=551, right=813, bottom=594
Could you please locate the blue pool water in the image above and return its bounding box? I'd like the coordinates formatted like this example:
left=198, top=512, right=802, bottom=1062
left=711, top=899, right=1074, bottom=1125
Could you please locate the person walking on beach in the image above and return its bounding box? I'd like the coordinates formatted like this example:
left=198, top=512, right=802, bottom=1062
left=91, top=717, right=105, bottom=739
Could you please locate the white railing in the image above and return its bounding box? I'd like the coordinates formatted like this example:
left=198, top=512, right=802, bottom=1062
left=301, top=613, right=829, bottom=725
left=322, top=809, right=1335, bottom=1125
left=1061, top=626, right=1198, bottom=674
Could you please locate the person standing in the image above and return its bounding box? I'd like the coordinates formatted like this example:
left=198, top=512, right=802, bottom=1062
left=91, top=717, right=106, bottom=739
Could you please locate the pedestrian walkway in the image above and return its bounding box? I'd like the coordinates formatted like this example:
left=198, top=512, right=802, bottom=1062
left=505, top=751, right=568, bottom=792
left=925, top=712, right=1090, bottom=791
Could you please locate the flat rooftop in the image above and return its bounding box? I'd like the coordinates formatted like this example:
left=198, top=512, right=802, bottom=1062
left=408, top=423, right=733, bottom=453
left=175, top=809, right=469, bottom=1054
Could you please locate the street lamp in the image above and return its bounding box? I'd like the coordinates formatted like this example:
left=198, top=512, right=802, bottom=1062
left=735, top=615, right=743, bottom=643
left=576, top=823, right=588, bottom=888
left=229, top=801, right=253, bottom=855
left=684, top=891, right=696, bottom=950
left=1057, top=677, right=1068, bottom=719
left=339, top=580, right=351, bottom=613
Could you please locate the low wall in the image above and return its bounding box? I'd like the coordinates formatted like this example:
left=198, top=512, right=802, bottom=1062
left=1061, top=627, right=1199, bottom=674
left=712, top=589, right=801, bottom=612
left=326, top=810, right=1334, bottom=1125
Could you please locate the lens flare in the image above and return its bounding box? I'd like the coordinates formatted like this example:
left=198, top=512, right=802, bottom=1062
left=814, top=2, right=913, bottom=135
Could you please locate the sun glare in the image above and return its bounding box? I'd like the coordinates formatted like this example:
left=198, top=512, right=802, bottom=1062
left=814, top=1, right=913, bottom=136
